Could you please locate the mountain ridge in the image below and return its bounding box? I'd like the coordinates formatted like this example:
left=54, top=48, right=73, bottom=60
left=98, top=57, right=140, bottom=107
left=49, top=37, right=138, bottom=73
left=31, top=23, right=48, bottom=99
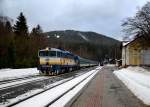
left=45, top=30, right=121, bottom=62
left=46, top=30, right=120, bottom=43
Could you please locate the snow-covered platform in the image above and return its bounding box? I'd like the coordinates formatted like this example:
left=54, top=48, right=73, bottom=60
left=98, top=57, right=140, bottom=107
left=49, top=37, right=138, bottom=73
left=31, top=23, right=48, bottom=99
left=114, top=66, right=150, bottom=106
left=71, top=66, right=146, bottom=107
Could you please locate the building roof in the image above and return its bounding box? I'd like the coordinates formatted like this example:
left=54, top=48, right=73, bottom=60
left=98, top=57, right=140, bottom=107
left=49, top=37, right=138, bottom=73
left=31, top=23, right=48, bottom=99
left=122, top=36, right=144, bottom=47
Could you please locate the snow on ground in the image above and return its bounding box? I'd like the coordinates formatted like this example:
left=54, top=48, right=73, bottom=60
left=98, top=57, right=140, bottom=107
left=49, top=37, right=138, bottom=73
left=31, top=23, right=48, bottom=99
left=1, top=67, right=99, bottom=106
left=13, top=66, right=102, bottom=107
left=0, top=69, right=12, bottom=72
left=106, top=64, right=115, bottom=67
left=0, top=77, right=47, bottom=90
left=0, top=68, right=38, bottom=80
left=1, top=89, right=43, bottom=106
left=2, top=78, right=72, bottom=106
left=114, top=66, right=150, bottom=105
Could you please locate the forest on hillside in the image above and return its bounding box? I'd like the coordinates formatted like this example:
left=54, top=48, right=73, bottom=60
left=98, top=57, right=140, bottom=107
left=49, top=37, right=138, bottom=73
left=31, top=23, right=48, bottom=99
left=0, top=13, right=48, bottom=68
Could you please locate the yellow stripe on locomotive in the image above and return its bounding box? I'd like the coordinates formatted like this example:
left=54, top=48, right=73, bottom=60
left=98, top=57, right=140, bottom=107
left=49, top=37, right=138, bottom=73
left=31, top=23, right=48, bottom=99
left=39, top=57, right=76, bottom=65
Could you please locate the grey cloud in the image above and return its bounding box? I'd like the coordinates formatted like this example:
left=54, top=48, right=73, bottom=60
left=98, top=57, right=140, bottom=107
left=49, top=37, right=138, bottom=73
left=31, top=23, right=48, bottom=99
left=0, top=0, right=149, bottom=40
left=0, top=0, right=4, bottom=15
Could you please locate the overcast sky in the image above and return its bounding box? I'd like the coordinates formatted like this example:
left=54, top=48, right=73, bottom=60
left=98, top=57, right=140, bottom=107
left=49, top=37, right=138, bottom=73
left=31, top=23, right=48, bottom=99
left=0, top=0, right=149, bottom=40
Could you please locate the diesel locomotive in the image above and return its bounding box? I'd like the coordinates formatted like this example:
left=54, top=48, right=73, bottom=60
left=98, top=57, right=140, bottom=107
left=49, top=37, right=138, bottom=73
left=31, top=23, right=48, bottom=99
left=37, top=47, right=98, bottom=75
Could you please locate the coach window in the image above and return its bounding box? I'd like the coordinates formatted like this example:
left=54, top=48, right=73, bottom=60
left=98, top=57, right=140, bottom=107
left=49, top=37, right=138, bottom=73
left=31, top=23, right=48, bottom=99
left=57, top=52, right=62, bottom=57
left=61, top=53, right=65, bottom=58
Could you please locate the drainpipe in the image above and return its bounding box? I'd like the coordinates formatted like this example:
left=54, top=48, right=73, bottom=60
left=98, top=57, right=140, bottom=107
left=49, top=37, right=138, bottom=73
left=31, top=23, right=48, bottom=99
left=125, top=46, right=126, bottom=67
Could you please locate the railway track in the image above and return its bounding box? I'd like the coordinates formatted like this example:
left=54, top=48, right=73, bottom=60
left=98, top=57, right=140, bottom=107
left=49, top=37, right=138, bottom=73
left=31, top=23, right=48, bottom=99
left=0, top=75, right=40, bottom=85
left=7, top=77, right=74, bottom=107
left=6, top=67, right=101, bottom=107
left=0, top=68, right=90, bottom=91
left=0, top=76, right=50, bottom=91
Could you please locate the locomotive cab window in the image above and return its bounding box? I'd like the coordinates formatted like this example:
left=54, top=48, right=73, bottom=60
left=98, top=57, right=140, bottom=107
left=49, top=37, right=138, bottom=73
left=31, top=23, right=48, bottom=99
left=39, top=51, right=48, bottom=57
left=48, top=51, right=56, bottom=57
left=39, top=51, right=56, bottom=57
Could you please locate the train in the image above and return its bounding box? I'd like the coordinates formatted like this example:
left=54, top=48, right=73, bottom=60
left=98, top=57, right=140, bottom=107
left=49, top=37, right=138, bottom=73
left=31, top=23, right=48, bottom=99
left=37, top=47, right=98, bottom=75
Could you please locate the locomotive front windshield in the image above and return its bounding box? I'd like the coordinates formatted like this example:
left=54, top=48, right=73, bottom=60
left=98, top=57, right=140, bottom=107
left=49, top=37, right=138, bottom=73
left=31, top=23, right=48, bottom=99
left=39, top=51, right=56, bottom=57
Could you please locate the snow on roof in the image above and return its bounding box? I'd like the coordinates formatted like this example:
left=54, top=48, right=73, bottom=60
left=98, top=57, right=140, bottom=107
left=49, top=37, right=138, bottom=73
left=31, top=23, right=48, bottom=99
left=39, top=48, right=64, bottom=52
left=50, top=48, right=62, bottom=52
left=122, top=36, right=145, bottom=47
left=122, top=41, right=130, bottom=46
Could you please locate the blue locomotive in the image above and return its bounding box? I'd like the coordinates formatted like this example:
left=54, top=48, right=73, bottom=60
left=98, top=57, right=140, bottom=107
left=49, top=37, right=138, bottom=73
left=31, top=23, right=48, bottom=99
left=37, top=47, right=98, bottom=75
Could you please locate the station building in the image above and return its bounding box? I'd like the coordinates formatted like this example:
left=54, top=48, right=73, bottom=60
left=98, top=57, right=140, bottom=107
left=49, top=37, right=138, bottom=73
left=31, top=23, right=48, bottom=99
left=122, top=36, right=150, bottom=67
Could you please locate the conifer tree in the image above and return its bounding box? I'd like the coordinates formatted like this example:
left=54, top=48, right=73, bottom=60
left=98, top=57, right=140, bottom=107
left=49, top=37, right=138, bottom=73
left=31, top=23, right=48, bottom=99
left=13, top=12, right=28, bottom=36
left=31, top=24, right=43, bottom=36
left=5, top=21, right=12, bottom=33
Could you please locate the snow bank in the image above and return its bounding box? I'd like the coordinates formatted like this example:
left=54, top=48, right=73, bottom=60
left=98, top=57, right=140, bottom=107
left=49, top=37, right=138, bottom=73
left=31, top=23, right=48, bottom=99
left=0, top=68, right=12, bottom=72
left=2, top=78, right=72, bottom=106
left=106, top=64, right=115, bottom=67
left=114, top=66, right=150, bottom=105
left=0, top=68, right=38, bottom=80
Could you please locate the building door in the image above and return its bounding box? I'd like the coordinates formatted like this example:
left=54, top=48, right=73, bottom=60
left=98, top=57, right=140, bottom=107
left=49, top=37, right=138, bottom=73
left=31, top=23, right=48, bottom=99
left=143, top=50, right=150, bottom=65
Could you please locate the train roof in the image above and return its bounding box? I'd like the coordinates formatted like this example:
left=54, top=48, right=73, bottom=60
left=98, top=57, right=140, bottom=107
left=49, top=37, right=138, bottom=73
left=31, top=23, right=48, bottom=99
left=79, top=57, right=98, bottom=63
left=39, top=47, right=64, bottom=52
left=39, top=48, right=73, bottom=55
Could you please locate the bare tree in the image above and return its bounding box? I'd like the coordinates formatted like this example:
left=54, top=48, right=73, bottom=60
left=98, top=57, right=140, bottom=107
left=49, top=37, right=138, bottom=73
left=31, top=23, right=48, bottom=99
left=122, top=2, right=150, bottom=41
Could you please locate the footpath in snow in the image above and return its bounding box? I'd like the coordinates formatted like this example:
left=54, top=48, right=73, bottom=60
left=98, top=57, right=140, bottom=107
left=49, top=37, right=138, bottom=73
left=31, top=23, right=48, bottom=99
left=114, top=66, right=150, bottom=105
left=0, top=68, right=38, bottom=80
